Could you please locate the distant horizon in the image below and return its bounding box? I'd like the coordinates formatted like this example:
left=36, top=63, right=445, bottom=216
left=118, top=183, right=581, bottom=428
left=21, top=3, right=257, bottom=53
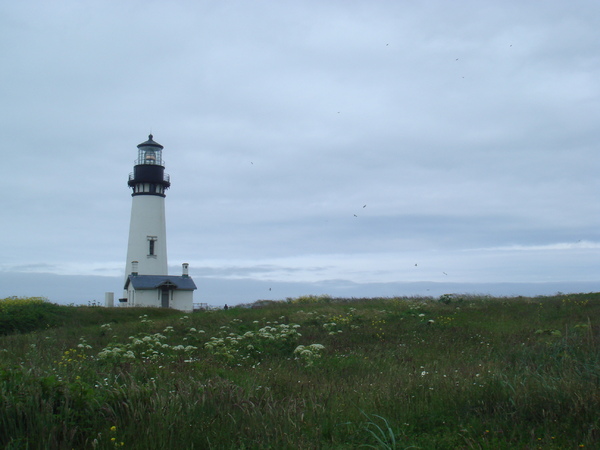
left=1, top=271, right=598, bottom=308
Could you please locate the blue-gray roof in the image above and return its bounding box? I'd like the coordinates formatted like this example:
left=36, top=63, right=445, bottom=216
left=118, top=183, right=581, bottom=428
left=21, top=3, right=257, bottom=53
left=124, top=275, right=197, bottom=290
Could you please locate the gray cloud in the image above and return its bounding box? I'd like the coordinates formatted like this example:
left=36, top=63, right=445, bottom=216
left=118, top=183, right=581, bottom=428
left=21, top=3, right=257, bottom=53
left=1, top=1, right=598, bottom=304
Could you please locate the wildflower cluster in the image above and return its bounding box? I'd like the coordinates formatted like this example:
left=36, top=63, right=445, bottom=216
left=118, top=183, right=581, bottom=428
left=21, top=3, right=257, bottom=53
left=371, top=319, right=386, bottom=341
left=329, top=313, right=353, bottom=326
left=439, top=293, right=464, bottom=304
left=562, top=297, right=589, bottom=307
left=57, top=348, right=88, bottom=372
left=139, top=314, right=154, bottom=326
left=92, top=425, right=124, bottom=448
left=323, top=309, right=360, bottom=335
left=403, top=309, right=435, bottom=325
left=297, top=310, right=329, bottom=322
left=419, top=313, right=435, bottom=325
left=109, top=424, right=125, bottom=447
left=294, top=344, right=325, bottom=367
left=288, top=294, right=332, bottom=304
left=97, top=332, right=198, bottom=364
left=77, top=337, right=93, bottom=350
left=204, top=322, right=301, bottom=363
left=437, top=316, right=455, bottom=326
left=97, top=344, right=136, bottom=364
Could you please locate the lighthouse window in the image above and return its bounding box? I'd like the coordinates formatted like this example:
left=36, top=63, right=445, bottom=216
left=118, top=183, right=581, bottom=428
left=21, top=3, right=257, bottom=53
left=148, top=236, right=157, bottom=256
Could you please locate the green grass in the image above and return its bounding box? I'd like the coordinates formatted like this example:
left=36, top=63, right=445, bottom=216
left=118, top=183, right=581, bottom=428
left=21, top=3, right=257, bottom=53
left=0, top=293, right=599, bottom=449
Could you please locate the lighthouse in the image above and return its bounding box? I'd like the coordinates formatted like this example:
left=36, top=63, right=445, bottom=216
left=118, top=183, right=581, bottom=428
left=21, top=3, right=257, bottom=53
left=125, top=134, right=170, bottom=277
left=121, top=135, right=196, bottom=311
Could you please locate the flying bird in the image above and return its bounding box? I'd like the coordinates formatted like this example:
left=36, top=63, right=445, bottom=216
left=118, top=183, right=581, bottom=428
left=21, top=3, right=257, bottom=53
left=363, top=205, right=367, bottom=208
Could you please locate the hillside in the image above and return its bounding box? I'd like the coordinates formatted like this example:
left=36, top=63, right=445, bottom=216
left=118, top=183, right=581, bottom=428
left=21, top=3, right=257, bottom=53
left=1, top=293, right=599, bottom=448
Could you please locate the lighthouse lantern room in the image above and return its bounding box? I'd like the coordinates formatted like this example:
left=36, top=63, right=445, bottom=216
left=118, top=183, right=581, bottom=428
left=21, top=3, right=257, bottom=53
left=121, top=135, right=196, bottom=312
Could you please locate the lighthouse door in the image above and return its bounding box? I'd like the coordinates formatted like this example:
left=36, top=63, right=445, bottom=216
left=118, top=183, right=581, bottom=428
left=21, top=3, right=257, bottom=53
left=161, top=287, right=170, bottom=308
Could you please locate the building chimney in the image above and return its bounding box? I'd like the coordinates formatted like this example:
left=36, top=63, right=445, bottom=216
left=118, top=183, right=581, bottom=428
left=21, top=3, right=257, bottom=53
left=182, top=263, right=189, bottom=277
left=131, top=261, right=139, bottom=276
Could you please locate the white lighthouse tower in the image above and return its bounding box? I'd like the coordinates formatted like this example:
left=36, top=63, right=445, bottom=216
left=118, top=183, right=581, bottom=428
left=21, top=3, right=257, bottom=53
left=122, top=135, right=196, bottom=311
left=125, top=134, right=170, bottom=276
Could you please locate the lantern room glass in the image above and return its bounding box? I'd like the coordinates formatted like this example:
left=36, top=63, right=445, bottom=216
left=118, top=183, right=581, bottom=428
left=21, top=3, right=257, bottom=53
left=136, top=146, right=163, bottom=166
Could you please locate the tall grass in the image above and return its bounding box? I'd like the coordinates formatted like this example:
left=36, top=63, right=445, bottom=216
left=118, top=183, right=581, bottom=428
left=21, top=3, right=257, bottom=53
left=0, top=293, right=599, bottom=448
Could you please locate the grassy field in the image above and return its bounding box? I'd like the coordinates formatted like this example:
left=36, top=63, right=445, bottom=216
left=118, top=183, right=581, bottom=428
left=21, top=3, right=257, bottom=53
left=0, top=293, right=599, bottom=449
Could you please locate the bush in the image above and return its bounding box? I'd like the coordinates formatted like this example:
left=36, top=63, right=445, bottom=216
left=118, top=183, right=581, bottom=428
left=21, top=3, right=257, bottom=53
left=0, top=297, right=65, bottom=335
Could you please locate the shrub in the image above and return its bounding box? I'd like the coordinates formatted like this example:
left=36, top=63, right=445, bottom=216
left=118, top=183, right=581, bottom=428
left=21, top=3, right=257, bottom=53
left=0, top=297, right=65, bottom=335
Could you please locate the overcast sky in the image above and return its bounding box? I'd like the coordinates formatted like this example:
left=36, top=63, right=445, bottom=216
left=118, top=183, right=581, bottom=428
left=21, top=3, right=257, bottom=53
left=1, top=0, right=599, bottom=305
